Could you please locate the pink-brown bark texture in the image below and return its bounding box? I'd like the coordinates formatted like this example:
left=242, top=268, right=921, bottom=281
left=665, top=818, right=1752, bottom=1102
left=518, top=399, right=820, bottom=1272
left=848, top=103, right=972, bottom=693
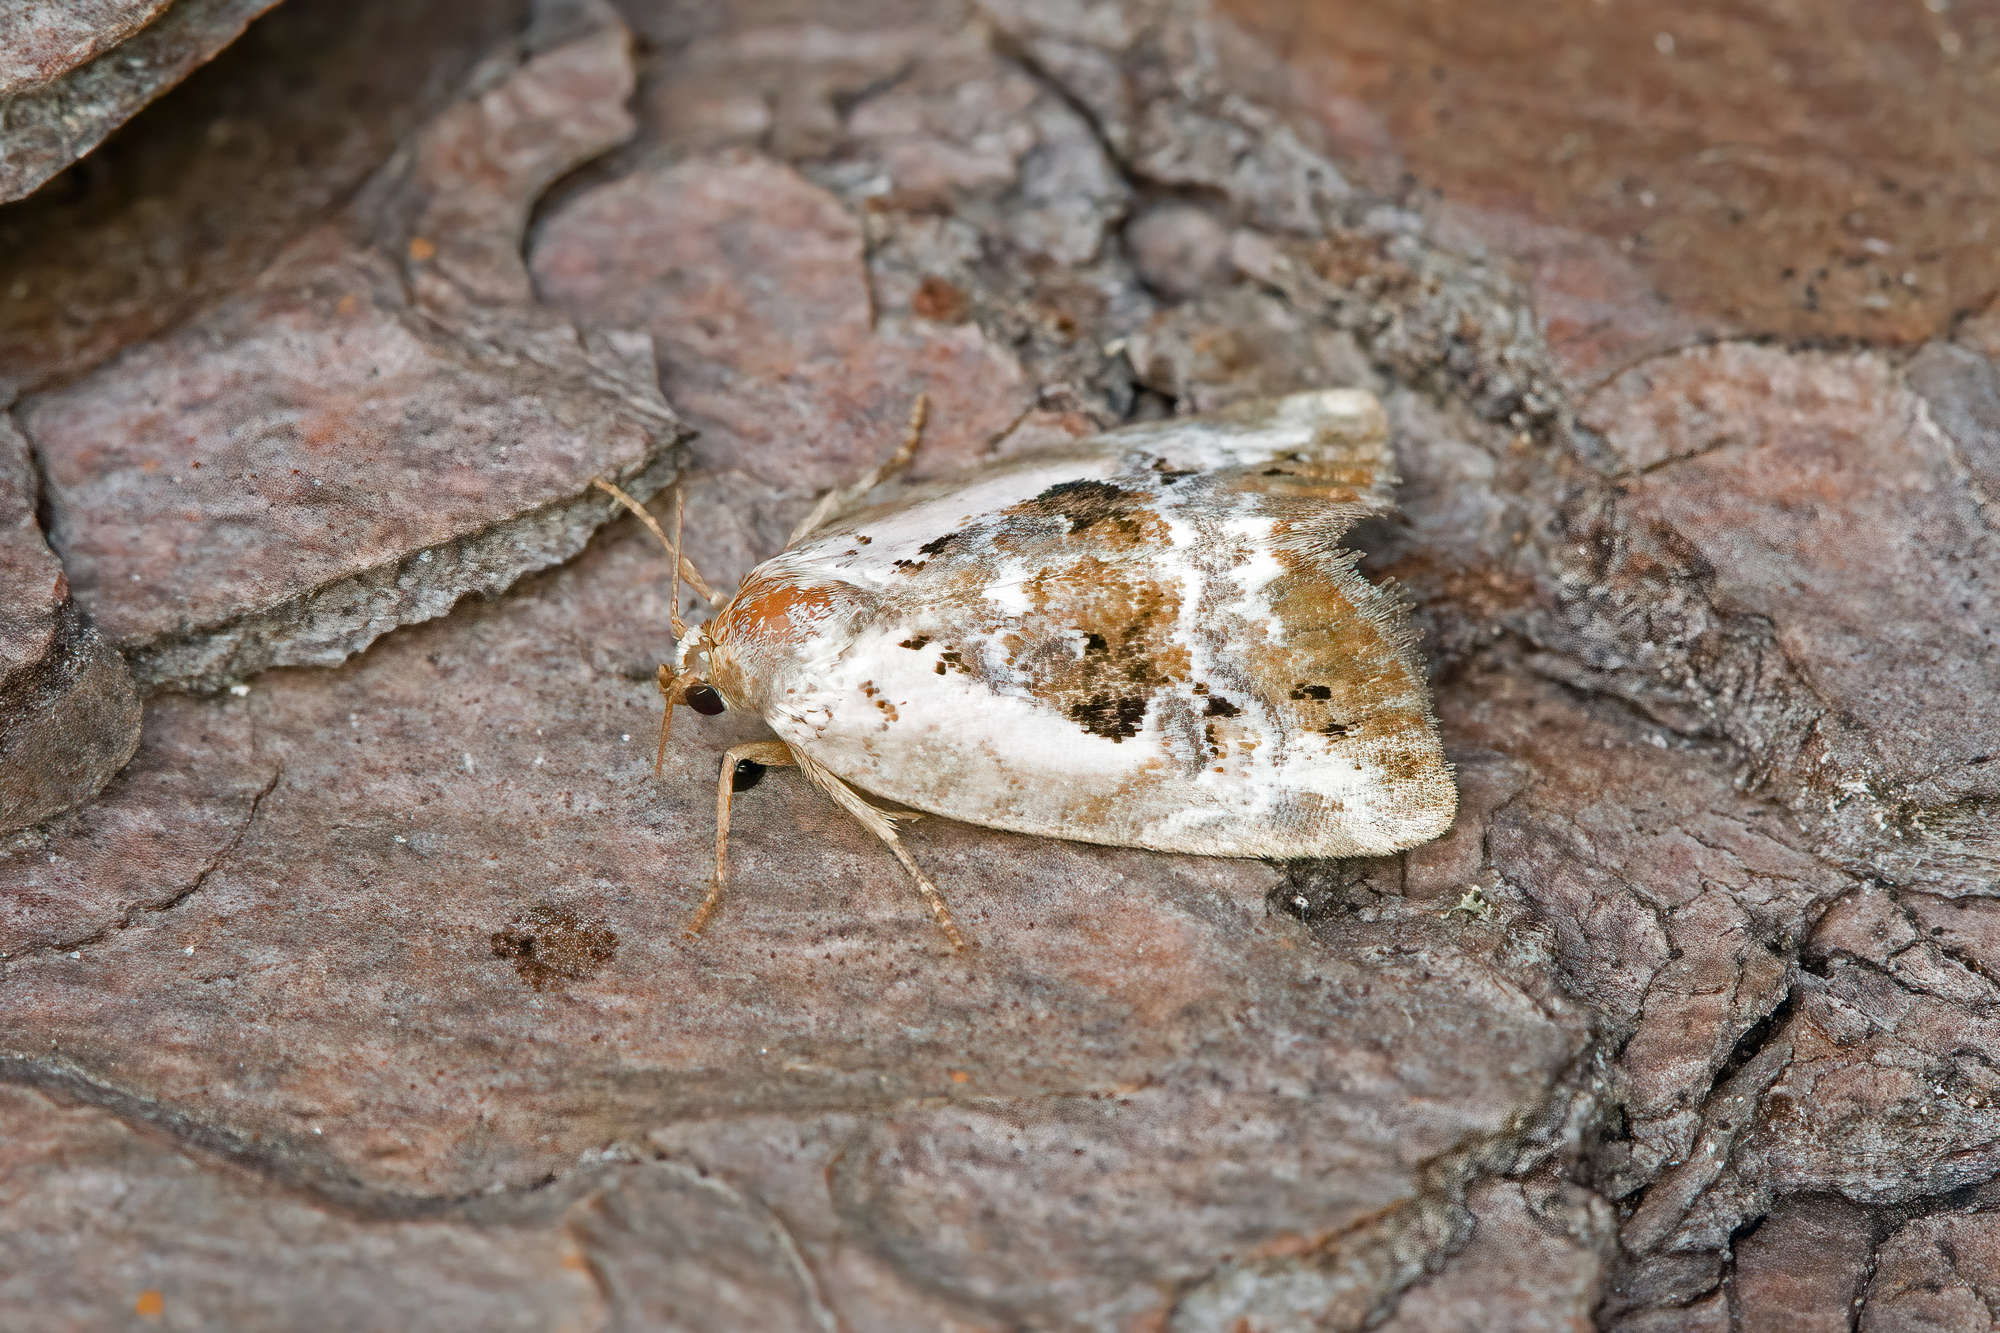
left=2, top=1, right=1996, bottom=1328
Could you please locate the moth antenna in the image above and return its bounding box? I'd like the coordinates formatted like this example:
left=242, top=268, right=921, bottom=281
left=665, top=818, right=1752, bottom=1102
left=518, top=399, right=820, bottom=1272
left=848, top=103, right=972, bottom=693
left=667, top=484, right=688, bottom=640
left=589, top=476, right=718, bottom=611
left=668, top=484, right=716, bottom=605
left=787, top=393, right=931, bottom=544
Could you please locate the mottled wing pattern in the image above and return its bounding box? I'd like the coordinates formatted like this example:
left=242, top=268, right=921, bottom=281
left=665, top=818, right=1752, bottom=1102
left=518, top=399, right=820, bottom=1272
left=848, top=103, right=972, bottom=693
left=749, top=390, right=1454, bottom=857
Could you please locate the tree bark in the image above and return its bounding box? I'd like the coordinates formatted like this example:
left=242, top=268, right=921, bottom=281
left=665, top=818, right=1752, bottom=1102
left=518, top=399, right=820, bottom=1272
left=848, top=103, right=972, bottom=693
left=1, top=1, right=1995, bottom=1328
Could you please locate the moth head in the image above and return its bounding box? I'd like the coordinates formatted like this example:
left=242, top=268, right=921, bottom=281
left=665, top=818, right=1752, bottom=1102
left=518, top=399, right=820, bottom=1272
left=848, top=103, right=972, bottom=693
left=650, top=625, right=727, bottom=773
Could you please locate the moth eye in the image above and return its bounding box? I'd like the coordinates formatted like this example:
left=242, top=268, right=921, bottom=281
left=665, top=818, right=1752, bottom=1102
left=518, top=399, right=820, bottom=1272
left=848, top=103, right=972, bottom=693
left=685, top=683, right=726, bottom=715
left=731, top=759, right=766, bottom=793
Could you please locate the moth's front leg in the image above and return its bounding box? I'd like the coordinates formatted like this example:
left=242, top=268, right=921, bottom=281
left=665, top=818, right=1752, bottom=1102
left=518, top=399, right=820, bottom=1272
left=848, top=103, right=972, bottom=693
left=687, top=739, right=799, bottom=938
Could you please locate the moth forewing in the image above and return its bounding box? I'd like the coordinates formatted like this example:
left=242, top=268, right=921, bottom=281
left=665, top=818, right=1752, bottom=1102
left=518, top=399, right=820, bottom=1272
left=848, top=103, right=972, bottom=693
left=646, top=389, right=1456, bottom=948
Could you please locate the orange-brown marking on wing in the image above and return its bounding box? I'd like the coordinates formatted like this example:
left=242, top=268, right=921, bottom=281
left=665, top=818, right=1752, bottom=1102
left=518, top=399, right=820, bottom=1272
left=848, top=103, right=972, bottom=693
left=1034, top=751, right=1179, bottom=828
left=1255, top=547, right=1437, bottom=775
left=1001, top=553, right=1188, bottom=743
left=860, top=679, right=900, bottom=724
left=1216, top=416, right=1394, bottom=510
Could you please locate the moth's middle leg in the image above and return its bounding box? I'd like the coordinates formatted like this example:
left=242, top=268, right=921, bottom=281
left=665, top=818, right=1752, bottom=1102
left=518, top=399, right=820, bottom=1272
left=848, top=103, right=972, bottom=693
left=790, top=751, right=967, bottom=952
left=688, top=739, right=798, bottom=938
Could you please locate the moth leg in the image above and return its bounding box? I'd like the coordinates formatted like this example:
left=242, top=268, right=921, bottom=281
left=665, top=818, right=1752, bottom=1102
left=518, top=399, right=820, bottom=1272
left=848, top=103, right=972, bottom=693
left=791, top=751, right=967, bottom=952
left=688, top=740, right=798, bottom=938
left=787, top=394, right=928, bottom=543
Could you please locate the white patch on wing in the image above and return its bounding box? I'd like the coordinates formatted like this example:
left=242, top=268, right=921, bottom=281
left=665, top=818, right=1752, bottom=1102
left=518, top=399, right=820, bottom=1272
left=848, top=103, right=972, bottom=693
left=1107, top=389, right=1388, bottom=477
left=778, top=625, right=1164, bottom=789
left=983, top=581, right=1031, bottom=616
left=1213, top=514, right=1286, bottom=641
left=790, top=452, right=1125, bottom=588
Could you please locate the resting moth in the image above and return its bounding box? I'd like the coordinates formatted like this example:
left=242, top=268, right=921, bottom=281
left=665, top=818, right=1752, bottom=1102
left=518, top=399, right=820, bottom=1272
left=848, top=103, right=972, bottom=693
left=599, top=389, right=1456, bottom=950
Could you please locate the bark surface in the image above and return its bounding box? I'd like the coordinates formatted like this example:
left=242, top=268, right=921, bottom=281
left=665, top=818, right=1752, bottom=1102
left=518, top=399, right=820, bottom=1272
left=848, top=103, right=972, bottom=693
left=2, top=1, right=1994, bottom=1328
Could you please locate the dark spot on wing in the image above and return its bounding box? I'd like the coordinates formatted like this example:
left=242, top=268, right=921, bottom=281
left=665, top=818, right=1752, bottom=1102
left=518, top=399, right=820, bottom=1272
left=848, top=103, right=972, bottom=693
left=993, top=564, right=1186, bottom=745
left=1015, top=479, right=1145, bottom=535
left=918, top=529, right=965, bottom=557
left=899, top=635, right=931, bottom=650
left=856, top=534, right=872, bottom=544
left=934, top=661, right=948, bottom=674
left=1150, top=458, right=1198, bottom=483
left=893, top=558, right=924, bottom=572
left=1291, top=683, right=1333, bottom=700
left=1069, top=694, right=1148, bottom=741
left=1321, top=720, right=1350, bottom=738
left=1203, top=696, right=1241, bottom=718
left=860, top=680, right=899, bottom=722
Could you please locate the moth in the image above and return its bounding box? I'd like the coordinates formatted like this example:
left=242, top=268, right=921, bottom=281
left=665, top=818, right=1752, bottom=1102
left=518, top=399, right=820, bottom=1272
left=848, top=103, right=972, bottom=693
left=598, top=389, right=1456, bottom=950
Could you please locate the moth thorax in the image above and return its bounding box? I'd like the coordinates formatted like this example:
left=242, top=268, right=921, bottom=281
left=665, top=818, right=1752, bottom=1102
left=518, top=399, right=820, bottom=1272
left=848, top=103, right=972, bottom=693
left=706, top=568, right=876, bottom=713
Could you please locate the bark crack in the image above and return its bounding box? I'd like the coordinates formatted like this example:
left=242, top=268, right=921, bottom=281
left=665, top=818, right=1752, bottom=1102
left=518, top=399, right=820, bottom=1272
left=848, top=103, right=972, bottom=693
left=655, top=1160, right=846, bottom=1333
left=3, top=762, right=282, bottom=967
